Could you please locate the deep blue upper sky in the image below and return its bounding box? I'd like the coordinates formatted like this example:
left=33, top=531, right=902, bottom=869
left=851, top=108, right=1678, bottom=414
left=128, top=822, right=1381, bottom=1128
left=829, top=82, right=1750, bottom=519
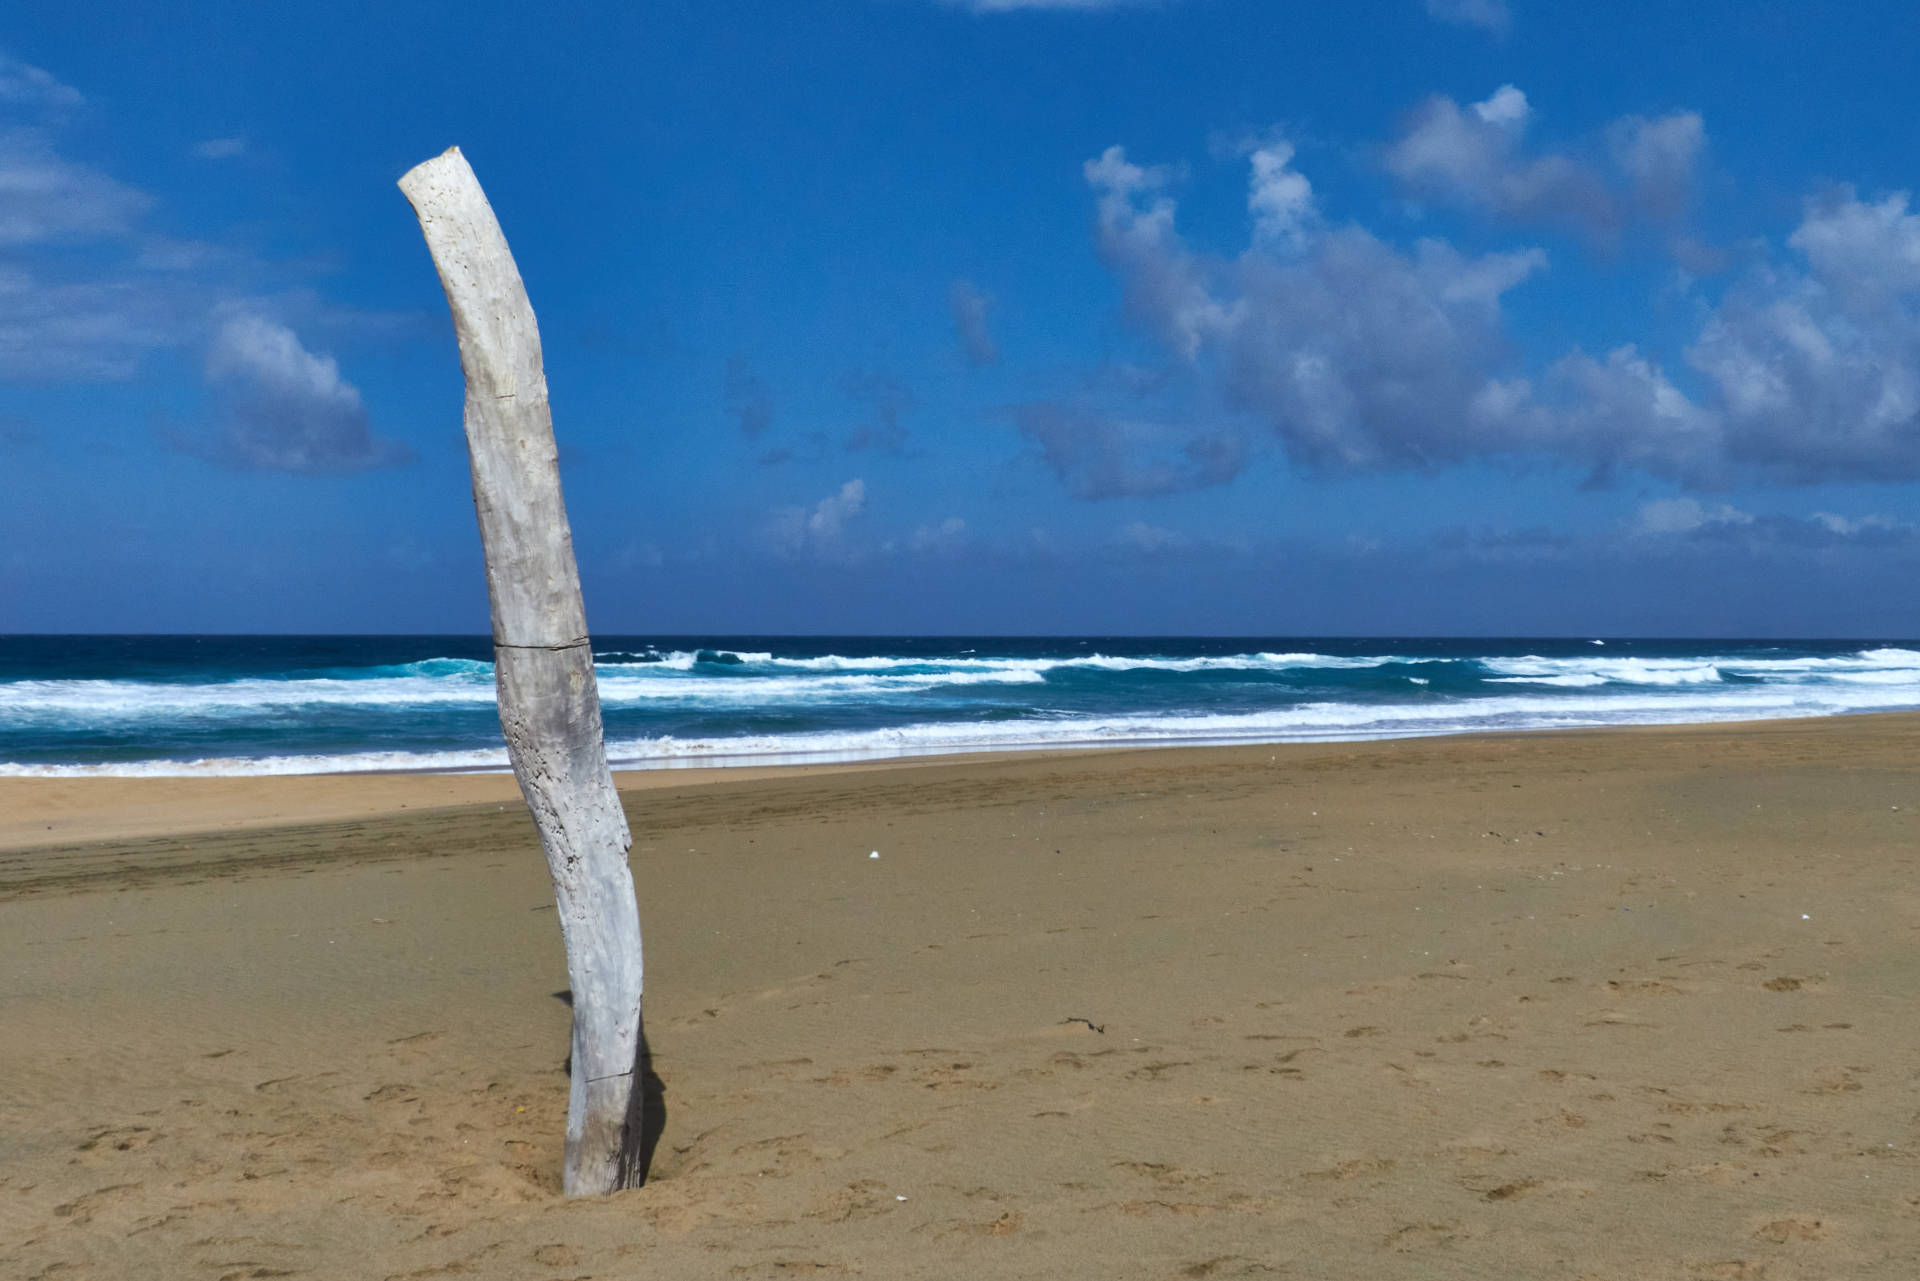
left=6, top=0, right=1920, bottom=636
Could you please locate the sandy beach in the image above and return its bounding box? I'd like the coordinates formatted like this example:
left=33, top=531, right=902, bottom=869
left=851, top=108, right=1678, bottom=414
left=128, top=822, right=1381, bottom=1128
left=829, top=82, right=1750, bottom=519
left=4, top=716, right=1919, bottom=1279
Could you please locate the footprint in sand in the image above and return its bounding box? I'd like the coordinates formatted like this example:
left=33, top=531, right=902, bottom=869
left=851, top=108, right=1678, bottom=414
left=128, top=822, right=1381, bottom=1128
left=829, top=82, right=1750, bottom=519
left=1688, top=1262, right=1766, bottom=1279
left=726, top=1259, right=859, bottom=1275
left=1481, top=1177, right=1591, bottom=1202
left=77, top=1126, right=158, bottom=1153
left=51, top=1181, right=143, bottom=1225
left=1115, top=1200, right=1217, bottom=1219
left=810, top=1064, right=898, bottom=1087
left=1482, top=1177, right=1540, bottom=1201
left=1806, top=1067, right=1866, bottom=1095
left=1383, top=1221, right=1471, bottom=1252
left=1125, top=1060, right=1193, bottom=1082
left=1115, top=1160, right=1217, bottom=1188
left=1181, top=1257, right=1280, bottom=1278
left=807, top=1178, right=894, bottom=1224
left=1753, top=1216, right=1826, bottom=1243
left=1305, top=1157, right=1396, bottom=1183
left=915, top=1062, right=991, bottom=1091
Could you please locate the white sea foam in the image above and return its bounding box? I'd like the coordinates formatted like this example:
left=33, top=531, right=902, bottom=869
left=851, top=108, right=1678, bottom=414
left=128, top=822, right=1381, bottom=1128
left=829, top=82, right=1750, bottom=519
left=1481, top=648, right=1920, bottom=685
left=594, top=668, right=1048, bottom=702
left=1486, top=673, right=1610, bottom=687
left=1828, top=669, right=1920, bottom=684
left=10, top=644, right=1920, bottom=777
left=599, top=649, right=1418, bottom=676
left=0, top=674, right=499, bottom=720
left=0, top=650, right=1419, bottom=722
left=9, top=670, right=1920, bottom=777
left=596, top=650, right=777, bottom=670
left=0, top=745, right=513, bottom=778
left=599, top=678, right=1920, bottom=765
left=1482, top=657, right=1724, bottom=685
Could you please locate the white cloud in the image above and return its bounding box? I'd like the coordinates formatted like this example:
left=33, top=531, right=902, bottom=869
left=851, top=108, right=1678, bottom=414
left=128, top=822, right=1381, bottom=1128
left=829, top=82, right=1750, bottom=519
left=1786, top=187, right=1920, bottom=307
left=1114, top=520, right=1189, bottom=553
left=0, top=127, right=150, bottom=245
left=1474, top=84, right=1529, bottom=127
left=0, top=52, right=82, bottom=109
left=1422, top=0, right=1510, bottom=36
left=1810, top=511, right=1906, bottom=538
left=0, top=77, right=183, bottom=379
left=1384, top=86, right=1618, bottom=239
left=1079, top=142, right=1552, bottom=474
left=770, top=479, right=868, bottom=561
left=764, top=491, right=968, bottom=563
left=1628, top=500, right=1914, bottom=548
left=949, top=279, right=999, bottom=366
left=197, top=313, right=410, bottom=472
left=0, top=265, right=188, bottom=380
left=133, top=235, right=240, bottom=273
left=1086, top=145, right=1236, bottom=361
left=1246, top=140, right=1317, bottom=251
left=809, top=478, right=867, bottom=536
left=1385, top=88, right=1705, bottom=242
left=1059, top=111, right=1920, bottom=493
left=1609, top=112, right=1706, bottom=220
left=0, top=52, right=415, bottom=476
left=1474, top=185, right=1920, bottom=486
left=1632, top=497, right=1752, bottom=536
left=910, top=516, right=968, bottom=553
left=1680, top=188, right=1920, bottom=482
left=191, top=137, right=247, bottom=161
left=1528, top=344, right=1721, bottom=483
left=1065, top=132, right=1920, bottom=490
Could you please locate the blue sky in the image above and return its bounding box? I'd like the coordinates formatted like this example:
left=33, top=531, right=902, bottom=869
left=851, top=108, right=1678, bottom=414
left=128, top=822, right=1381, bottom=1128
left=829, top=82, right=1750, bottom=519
left=5, top=0, right=1920, bottom=636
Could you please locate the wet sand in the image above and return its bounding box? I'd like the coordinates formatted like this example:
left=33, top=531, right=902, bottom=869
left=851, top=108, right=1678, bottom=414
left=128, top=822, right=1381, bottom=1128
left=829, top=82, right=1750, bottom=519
left=3, top=716, right=1919, bottom=1278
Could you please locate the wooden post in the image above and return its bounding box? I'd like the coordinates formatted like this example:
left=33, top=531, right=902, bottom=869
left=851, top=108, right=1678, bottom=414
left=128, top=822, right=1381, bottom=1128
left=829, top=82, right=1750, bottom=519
left=398, top=147, right=646, bottom=1196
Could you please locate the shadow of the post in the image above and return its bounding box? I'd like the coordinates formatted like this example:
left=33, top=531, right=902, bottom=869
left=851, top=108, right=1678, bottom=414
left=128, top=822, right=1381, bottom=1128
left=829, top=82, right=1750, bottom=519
left=553, top=989, right=665, bottom=1188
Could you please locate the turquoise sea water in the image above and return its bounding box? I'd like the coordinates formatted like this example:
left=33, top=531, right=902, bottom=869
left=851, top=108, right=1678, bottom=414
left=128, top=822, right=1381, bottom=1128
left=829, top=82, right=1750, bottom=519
left=3, top=635, right=1918, bottom=777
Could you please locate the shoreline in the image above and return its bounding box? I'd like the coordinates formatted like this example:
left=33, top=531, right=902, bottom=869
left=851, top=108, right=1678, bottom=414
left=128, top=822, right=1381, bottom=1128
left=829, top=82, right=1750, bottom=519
left=6, top=706, right=1920, bottom=853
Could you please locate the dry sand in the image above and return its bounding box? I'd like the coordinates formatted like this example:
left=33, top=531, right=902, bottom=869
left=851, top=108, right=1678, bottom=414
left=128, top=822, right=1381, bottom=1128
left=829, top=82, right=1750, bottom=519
left=3, top=716, right=1919, bottom=1279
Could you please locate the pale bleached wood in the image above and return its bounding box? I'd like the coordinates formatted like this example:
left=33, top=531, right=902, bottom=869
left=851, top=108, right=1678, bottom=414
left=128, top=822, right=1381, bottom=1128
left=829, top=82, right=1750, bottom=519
left=398, top=147, right=646, bottom=1196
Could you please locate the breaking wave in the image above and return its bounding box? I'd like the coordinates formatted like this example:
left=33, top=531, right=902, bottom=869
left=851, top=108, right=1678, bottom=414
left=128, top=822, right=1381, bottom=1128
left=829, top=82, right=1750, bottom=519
left=4, top=637, right=1919, bottom=776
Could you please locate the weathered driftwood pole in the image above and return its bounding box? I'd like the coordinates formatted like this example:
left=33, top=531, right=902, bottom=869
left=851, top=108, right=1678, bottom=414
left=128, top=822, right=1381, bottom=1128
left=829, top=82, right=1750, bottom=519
left=398, top=147, right=646, bottom=1196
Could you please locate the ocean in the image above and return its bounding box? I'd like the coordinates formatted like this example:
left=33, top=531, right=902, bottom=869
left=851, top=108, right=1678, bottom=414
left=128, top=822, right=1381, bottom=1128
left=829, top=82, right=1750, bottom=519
left=3, top=635, right=1918, bottom=778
